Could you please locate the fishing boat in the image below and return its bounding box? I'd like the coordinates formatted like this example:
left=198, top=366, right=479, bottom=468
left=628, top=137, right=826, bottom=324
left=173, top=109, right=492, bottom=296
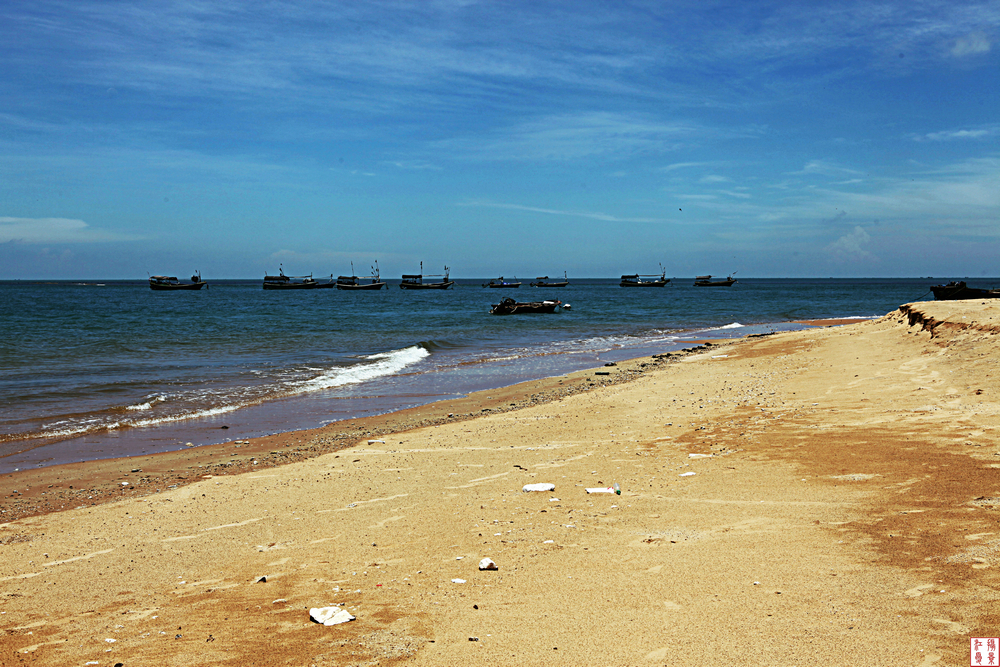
left=490, top=297, right=562, bottom=315
left=336, top=262, right=386, bottom=290
left=400, top=263, right=455, bottom=290
left=263, top=267, right=334, bottom=290
left=694, top=273, right=737, bottom=287
left=149, top=272, right=206, bottom=291
left=931, top=281, right=1000, bottom=300
left=620, top=266, right=669, bottom=287
left=530, top=272, right=569, bottom=287
left=483, top=276, right=522, bottom=288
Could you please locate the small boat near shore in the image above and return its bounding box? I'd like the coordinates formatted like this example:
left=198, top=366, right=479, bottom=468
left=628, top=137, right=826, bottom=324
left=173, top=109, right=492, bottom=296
left=149, top=272, right=206, bottom=291
left=620, top=266, right=669, bottom=287
left=490, top=297, right=562, bottom=315
left=931, top=280, right=1000, bottom=300
left=484, top=276, right=521, bottom=288
left=336, top=262, right=386, bottom=290
left=530, top=272, right=569, bottom=287
left=694, top=273, right=737, bottom=287
left=263, top=267, right=334, bottom=290
left=400, top=263, right=455, bottom=290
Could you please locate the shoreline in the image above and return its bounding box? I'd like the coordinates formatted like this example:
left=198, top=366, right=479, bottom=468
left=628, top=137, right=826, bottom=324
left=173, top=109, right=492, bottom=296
left=0, top=318, right=859, bottom=523
left=0, top=348, right=689, bottom=523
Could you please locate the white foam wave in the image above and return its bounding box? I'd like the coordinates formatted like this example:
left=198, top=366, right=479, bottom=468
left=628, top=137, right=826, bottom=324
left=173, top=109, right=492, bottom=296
left=704, top=322, right=744, bottom=331
left=125, top=394, right=165, bottom=411
left=293, top=346, right=430, bottom=393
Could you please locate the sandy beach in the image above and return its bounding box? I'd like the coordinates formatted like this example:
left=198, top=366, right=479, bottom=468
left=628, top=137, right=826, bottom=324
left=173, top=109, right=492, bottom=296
left=2, top=301, right=999, bottom=666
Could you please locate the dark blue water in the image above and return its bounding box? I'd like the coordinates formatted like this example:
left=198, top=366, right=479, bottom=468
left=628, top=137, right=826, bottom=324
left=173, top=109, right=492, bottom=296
left=0, top=277, right=948, bottom=471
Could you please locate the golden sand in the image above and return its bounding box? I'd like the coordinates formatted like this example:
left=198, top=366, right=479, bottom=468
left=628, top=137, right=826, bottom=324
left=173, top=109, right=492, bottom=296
left=2, top=301, right=1000, bottom=666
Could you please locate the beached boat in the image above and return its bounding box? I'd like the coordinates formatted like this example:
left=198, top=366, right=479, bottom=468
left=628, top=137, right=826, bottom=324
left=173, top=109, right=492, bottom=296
left=336, top=262, right=386, bottom=290
left=400, top=263, right=455, bottom=290
left=263, top=267, right=334, bottom=290
left=530, top=272, right=569, bottom=287
left=149, top=272, right=206, bottom=291
left=694, top=273, right=737, bottom=287
left=490, top=297, right=562, bottom=315
left=620, top=266, right=669, bottom=287
left=931, top=281, right=1000, bottom=300
left=483, top=276, right=522, bottom=288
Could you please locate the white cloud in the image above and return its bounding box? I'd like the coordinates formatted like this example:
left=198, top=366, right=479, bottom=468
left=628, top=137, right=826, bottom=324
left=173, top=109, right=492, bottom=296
left=0, top=217, right=136, bottom=244
left=952, top=31, right=991, bottom=57
left=827, top=226, right=874, bottom=260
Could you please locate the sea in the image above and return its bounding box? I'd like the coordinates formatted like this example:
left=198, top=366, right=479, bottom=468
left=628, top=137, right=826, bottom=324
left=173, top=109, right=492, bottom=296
left=0, top=277, right=951, bottom=473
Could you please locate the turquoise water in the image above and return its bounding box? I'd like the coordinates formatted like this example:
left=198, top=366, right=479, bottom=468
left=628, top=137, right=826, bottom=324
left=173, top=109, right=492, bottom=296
left=0, top=277, right=950, bottom=471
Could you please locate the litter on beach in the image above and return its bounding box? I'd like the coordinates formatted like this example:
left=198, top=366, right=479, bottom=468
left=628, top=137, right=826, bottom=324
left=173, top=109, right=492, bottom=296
left=522, top=483, right=555, bottom=492
left=586, top=482, right=621, bottom=494
left=679, top=471, right=696, bottom=477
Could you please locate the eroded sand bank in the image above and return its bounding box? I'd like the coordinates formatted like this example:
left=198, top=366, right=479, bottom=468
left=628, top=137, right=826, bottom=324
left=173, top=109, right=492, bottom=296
left=3, top=302, right=1000, bottom=666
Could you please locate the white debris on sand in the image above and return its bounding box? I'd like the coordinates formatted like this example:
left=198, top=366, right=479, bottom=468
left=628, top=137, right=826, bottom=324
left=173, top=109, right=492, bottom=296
left=310, top=606, right=356, bottom=626
left=522, top=483, right=555, bottom=492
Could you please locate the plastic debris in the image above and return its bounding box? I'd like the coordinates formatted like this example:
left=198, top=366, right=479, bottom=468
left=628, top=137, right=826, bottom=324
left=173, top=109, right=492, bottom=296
left=679, top=472, right=696, bottom=477
left=522, top=483, right=555, bottom=492
left=452, top=578, right=466, bottom=584
left=479, top=558, right=498, bottom=571
left=586, top=487, right=615, bottom=494
left=310, top=606, right=355, bottom=626
left=688, top=453, right=712, bottom=459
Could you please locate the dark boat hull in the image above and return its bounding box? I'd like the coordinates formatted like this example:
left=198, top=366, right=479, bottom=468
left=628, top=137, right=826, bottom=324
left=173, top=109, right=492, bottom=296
left=620, top=280, right=669, bottom=287
left=931, top=282, right=1000, bottom=300
left=336, top=281, right=386, bottom=290
left=530, top=281, right=569, bottom=287
left=485, top=283, right=521, bottom=288
left=694, top=279, right=737, bottom=287
left=490, top=298, right=561, bottom=315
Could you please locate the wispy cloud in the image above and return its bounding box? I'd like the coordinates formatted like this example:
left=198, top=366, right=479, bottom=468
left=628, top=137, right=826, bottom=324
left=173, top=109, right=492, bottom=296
left=458, top=200, right=664, bottom=223
left=916, top=126, right=997, bottom=141
left=951, top=31, right=992, bottom=56
left=439, top=112, right=698, bottom=161
left=0, top=217, right=139, bottom=244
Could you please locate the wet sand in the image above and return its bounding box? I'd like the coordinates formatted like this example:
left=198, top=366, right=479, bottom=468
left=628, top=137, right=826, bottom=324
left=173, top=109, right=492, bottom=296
left=2, top=302, right=999, bottom=665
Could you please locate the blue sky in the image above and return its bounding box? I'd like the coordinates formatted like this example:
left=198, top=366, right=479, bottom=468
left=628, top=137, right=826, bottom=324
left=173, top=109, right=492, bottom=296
left=1, top=1, right=998, bottom=278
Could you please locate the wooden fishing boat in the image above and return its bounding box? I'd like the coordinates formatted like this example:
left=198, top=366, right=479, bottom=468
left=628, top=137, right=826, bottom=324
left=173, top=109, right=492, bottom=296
left=483, top=276, right=521, bottom=288
left=336, top=262, right=386, bottom=290
left=400, top=263, right=455, bottom=290
left=263, top=267, right=334, bottom=289
left=490, top=297, right=562, bottom=315
left=694, top=273, right=737, bottom=287
left=931, top=281, right=1000, bottom=300
left=530, top=272, right=569, bottom=287
left=149, top=272, right=206, bottom=291
left=620, top=266, right=669, bottom=287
